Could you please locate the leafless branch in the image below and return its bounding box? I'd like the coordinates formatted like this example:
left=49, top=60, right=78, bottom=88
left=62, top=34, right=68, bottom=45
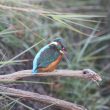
left=0, top=69, right=102, bottom=82
left=0, top=86, right=86, bottom=110
left=0, top=69, right=102, bottom=109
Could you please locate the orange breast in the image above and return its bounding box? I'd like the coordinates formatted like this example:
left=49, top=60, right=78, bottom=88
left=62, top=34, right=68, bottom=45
left=38, top=54, right=63, bottom=72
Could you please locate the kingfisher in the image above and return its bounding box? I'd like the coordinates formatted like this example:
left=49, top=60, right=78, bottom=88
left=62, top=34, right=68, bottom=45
left=32, top=38, right=66, bottom=74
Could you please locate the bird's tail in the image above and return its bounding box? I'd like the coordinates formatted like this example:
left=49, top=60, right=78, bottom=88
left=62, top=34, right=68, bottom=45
left=32, top=69, right=38, bottom=74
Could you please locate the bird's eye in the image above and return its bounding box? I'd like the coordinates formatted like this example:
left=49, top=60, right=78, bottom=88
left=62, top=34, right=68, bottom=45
left=60, top=44, right=64, bottom=48
left=83, top=71, right=87, bottom=74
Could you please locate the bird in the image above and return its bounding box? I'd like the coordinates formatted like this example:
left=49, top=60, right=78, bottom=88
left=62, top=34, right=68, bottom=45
left=32, top=38, right=66, bottom=74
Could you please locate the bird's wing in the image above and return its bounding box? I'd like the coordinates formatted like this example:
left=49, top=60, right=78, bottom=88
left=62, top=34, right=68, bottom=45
left=32, top=45, right=59, bottom=73
left=37, top=46, right=59, bottom=67
left=32, top=45, right=49, bottom=73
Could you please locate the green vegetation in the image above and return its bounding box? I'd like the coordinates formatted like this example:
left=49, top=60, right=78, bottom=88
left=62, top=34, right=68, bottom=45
left=0, top=0, right=110, bottom=110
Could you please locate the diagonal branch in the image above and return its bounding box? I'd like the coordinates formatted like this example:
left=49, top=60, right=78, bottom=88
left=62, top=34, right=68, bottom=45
left=0, top=86, right=86, bottom=110
left=0, top=69, right=102, bottom=82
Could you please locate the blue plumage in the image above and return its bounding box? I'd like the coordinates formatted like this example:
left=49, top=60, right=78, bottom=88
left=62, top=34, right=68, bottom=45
left=32, top=38, right=66, bottom=74
left=32, top=44, right=60, bottom=74
left=32, top=45, right=49, bottom=73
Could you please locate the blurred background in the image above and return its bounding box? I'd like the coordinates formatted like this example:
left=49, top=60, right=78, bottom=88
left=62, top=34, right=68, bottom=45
left=0, top=0, right=110, bottom=110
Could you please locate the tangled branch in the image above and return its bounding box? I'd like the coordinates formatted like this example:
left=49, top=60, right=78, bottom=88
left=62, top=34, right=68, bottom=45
left=0, top=69, right=102, bottom=110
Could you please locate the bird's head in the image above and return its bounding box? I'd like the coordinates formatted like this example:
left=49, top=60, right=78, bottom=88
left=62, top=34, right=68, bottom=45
left=49, top=38, right=67, bottom=54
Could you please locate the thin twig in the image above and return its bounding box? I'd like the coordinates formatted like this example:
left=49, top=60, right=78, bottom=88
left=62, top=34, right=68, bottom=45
left=0, top=4, right=44, bottom=13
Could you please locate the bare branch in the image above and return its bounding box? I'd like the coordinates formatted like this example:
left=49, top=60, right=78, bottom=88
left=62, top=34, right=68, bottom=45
left=0, top=69, right=101, bottom=109
left=0, top=69, right=102, bottom=82
left=0, top=86, right=86, bottom=110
